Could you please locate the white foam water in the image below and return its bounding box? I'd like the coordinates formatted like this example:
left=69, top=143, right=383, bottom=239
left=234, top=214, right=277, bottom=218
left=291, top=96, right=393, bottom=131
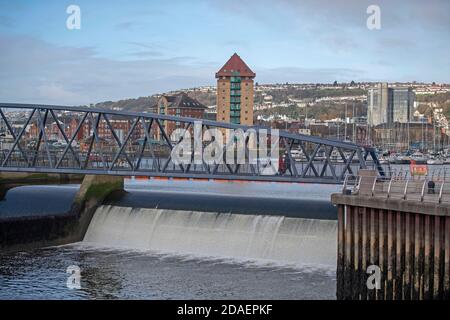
left=83, top=205, right=337, bottom=268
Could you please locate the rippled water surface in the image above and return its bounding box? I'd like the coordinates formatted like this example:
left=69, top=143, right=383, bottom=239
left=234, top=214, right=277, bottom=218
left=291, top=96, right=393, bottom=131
left=0, top=179, right=339, bottom=299
left=0, top=246, right=336, bottom=300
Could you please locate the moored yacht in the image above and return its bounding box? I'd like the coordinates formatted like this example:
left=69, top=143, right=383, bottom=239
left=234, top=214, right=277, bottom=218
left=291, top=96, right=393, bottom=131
left=427, top=157, right=444, bottom=165
left=410, top=151, right=428, bottom=164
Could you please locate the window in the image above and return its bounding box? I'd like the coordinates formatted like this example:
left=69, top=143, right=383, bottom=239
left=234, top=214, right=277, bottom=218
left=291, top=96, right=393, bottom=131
left=230, top=103, right=240, bottom=111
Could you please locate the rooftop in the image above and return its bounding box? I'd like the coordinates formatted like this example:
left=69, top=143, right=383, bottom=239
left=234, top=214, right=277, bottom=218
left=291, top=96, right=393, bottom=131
left=215, top=53, right=256, bottom=78
left=153, top=93, right=206, bottom=110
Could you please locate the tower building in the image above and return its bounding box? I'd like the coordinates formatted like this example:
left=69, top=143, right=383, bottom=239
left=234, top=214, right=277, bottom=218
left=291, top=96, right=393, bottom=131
left=215, top=53, right=255, bottom=125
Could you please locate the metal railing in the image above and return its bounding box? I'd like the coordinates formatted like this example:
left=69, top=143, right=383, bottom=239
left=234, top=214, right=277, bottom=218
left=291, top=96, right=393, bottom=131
left=342, top=168, right=450, bottom=204
left=0, top=103, right=385, bottom=183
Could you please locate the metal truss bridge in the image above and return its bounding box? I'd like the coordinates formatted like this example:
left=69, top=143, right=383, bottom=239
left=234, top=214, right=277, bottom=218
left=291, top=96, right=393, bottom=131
left=0, top=103, right=384, bottom=184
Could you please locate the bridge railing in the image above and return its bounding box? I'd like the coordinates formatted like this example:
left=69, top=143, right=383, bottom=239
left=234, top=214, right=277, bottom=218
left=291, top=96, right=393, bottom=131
left=0, top=103, right=385, bottom=183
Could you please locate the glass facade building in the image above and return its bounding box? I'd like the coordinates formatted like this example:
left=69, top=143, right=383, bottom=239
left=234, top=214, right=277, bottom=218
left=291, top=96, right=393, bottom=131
left=367, top=83, right=415, bottom=126
left=391, top=88, right=415, bottom=124
left=367, top=83, right=389, bottom=126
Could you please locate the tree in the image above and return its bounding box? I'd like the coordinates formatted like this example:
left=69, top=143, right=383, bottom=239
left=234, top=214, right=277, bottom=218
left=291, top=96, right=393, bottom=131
left=333, top=81, right=338, bottom=86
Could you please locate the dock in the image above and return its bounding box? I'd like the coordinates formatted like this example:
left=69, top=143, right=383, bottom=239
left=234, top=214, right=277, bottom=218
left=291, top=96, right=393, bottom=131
left=332, top=170, right=450, bottom=300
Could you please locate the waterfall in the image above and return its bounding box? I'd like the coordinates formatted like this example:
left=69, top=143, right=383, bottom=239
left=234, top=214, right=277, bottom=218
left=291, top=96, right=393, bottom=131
left=83, top=205, right=337, bottom=267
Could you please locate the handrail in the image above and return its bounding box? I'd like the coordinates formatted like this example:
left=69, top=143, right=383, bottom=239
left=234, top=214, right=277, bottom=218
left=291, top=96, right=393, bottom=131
left=439, top=181, right=444, bottom=204
left=420, top=179, right=427, bottom=202
left=403, top=179, right=409, bottom=200
left=346, top=172, right=448, bottom=205
left=387, top=177, right=393, bottom=198
left=355, top=175, right=362, bottom=193
left=371, top=176, right=377, bottom=197
left=342, top=174, right=349, bottom=193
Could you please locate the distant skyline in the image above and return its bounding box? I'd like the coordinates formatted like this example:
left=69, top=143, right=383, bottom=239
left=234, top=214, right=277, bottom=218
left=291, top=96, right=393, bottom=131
left=0, top=0, right=449, bottom=105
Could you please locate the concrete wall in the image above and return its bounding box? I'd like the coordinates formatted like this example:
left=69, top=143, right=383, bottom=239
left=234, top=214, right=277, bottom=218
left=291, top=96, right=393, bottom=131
left=0, top=175, right=124, bottom=252
left=0, top=172, right=84, bottom=201
left=332, top=193, right=450, bottom=217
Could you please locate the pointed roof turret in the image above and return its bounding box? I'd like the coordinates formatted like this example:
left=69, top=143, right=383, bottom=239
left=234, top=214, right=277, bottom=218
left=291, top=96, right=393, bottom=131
left=215, top=53, right=255, bottom=78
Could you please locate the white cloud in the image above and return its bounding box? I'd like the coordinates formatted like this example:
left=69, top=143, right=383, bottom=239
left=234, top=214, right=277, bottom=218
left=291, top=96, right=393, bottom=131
left=0, top=35, right=214, bottom=105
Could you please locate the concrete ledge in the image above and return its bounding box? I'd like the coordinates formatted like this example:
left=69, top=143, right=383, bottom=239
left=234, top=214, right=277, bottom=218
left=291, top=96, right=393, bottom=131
left=331, top=193, right=450, bottom=216
left=0, top=175, right=124, bottom=252
left=0, top=172, right=84, bottom=201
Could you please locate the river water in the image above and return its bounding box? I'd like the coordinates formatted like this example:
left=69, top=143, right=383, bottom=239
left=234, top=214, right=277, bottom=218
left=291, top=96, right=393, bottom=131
left=0, top=179, right=340, bottom=300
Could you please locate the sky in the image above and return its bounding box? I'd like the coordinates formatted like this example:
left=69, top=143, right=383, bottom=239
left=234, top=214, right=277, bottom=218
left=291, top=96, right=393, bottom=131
left=0, top=0, right=449, bottom=105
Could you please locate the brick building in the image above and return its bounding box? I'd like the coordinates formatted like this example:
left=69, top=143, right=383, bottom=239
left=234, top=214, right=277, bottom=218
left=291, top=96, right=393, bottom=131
left=151, top=93, right=206, bottom=139
left=215, top=53, right=255, bottom=125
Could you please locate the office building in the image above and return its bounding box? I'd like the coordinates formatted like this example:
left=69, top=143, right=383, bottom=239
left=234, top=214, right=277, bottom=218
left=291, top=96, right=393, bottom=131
left=391, top=88, right=415, bottom=123
left=367, top=83, right=390, bottom=126
left=367, top=83, right=415, bottom=126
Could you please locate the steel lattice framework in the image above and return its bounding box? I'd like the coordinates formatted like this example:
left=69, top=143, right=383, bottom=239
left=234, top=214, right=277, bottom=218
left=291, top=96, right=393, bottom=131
left=0, top=103, right=384, bottom=184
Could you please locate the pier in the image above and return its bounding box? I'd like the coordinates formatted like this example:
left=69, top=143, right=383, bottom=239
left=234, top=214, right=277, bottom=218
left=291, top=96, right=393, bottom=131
left=332, top=170, right=450, bottom=300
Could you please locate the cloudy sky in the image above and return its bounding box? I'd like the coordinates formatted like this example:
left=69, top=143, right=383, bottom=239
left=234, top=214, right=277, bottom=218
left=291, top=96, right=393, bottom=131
left=0, top=0, right=449, bottom=105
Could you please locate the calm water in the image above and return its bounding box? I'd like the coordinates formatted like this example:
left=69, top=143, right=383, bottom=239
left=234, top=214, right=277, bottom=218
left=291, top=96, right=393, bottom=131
left=0, top=180, right=339, bottom=300
left=0, top=185, right=79, bottom=218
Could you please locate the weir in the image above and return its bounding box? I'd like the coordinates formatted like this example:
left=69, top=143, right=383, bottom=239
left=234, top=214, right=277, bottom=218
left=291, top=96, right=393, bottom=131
left=82, top=205, right=338, bottom=267
left=0, top=172, right=84, bottom=200
left=0, top=174, right=123, bottom=251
